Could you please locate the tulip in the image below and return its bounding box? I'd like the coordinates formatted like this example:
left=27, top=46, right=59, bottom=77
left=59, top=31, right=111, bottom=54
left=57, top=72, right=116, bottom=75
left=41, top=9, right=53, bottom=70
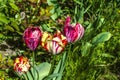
left=63, top=16, right=84, bottom=43
left=40, top=30, right=67, bottom=55
left=14, top=56, right=30, bottom=75
left=23, top=26, right=42, bottom=50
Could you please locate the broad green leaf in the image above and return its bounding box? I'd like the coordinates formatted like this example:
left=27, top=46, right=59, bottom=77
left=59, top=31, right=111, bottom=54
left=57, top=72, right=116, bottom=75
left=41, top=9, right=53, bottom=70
left=9, top=3, right=19, bottom=11
left=36, top=62, right=51, bottom=80
left=81, top=42, right=92, bottom=56
left=92, top=32, right=112, bottom=45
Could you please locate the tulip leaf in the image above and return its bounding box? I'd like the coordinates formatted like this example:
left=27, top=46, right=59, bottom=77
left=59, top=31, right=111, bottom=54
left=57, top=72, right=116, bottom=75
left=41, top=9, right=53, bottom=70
left=22, top=73, right=28, bottom=80
left=81, top=42, right=92, bottom=56
left=30, top=67, right=39, bottom=80
left=56, top=52, right=66, bottom=80
left=36, top=62, right=51, bottom=80
left=92, top=32, right=112, bottom=45
left=26, top=71, right=33, bottom=80
left=53, top=60, right=62, bottom=80
left=53, top=52, right=66, bottom=80
left=44, top=73, right=60, bottom=80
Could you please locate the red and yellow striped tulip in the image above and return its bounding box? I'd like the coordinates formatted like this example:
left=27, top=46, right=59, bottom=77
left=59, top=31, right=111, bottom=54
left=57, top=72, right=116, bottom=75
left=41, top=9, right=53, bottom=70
left=14, top=56, right=30, bottom=75
left=40, top=30, right=67, bottom=54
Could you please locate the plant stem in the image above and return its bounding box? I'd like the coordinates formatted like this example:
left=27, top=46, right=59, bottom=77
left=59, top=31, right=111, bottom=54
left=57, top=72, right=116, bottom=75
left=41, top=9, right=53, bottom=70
left=33, top=51, right=35, bottom=80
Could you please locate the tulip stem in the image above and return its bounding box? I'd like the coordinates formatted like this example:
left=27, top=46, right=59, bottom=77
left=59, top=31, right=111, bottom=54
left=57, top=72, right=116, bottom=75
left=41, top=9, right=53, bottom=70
left=66, top=44, right=72, bottom=64
left=33, top=51, right=35, bottom=80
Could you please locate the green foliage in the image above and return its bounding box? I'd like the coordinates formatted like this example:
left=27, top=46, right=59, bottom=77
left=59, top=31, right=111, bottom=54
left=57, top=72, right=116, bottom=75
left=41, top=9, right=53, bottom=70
left=21, top=62, right=51, bottom=80
left=92, top=32, right=112, bottom=45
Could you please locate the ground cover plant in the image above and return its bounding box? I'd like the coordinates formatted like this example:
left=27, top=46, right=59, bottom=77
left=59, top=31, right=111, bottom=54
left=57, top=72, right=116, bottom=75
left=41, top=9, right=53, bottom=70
left=0, top=0, right=120, bottom=80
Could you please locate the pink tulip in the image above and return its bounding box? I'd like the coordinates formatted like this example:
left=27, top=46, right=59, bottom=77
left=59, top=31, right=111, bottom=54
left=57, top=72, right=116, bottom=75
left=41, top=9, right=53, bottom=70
left=14, top=56, right=30, bottom=75
left=40, top=30, right=67, bottom=54
left=63, top=16, right=84, bottom=43
left=23, top=26, right=42, bottom=50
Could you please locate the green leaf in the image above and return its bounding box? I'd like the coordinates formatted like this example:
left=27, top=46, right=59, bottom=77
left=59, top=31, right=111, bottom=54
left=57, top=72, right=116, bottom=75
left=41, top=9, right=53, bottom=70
left=73, top=46, right=79, bottom=54
left=73, top=0, right=83, bottom=5
left=51, top=13, right=58, bottom=21
left=26, top=71, right=33, bottom=80
left=53, top=60, right=61, bottom=74
left=5, top=26, right=14, bottom=32
left=36, top=62, right=51, bottom=80
left=53, top=60, right=62, bottom=80
left=100, top=53, right=114, bottom=58
left=81, top=42, right=92, bottom=56
left=22, top=73, right=28, bottom=80
left=47, top=0, right=57, bottom=5
left=53, top=52, right=66, bottom=80
left=30, top=67, right=39, bottom=80
left=44, top=73, right=60, bottom=80
left=11, top=22, right=20, bottom=31
left=42, top=24, right=53, bottom=32
left=92, top=32, right=112, bottom=45
left=0, top=13, right=9, bottom=24
left=9, top=3, right=19, bottom=11
left=56, top=52, right=66, bottom=80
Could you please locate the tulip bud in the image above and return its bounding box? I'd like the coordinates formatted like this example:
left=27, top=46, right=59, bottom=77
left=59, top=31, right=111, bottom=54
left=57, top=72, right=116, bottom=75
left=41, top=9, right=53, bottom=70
left=40, top=30, right=67, bottom=55
left=63, top=16, right=84, bottom=43
left=23, top=26, right=42, bottom=50
left=14, top=56, right=30, bottom=75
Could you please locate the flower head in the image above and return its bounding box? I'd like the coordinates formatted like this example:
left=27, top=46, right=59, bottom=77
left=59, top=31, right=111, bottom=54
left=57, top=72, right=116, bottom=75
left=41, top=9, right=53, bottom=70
left=63, top=16, right=84, bottom=43
left=23, top=26, right=42, bottom=50
left=14, top=56, right=30, bottom=75
left=40, top=30, right=67, bottom=55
